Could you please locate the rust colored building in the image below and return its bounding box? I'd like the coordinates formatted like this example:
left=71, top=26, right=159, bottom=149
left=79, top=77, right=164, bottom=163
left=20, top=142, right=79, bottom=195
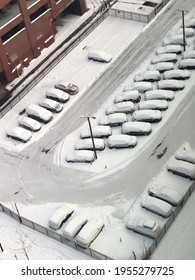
left=0, top=0, right=87, bottom=85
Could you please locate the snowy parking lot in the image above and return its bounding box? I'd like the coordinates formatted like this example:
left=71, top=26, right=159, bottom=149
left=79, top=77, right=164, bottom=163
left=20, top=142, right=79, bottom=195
left=0, top=0, right=195, bottom=260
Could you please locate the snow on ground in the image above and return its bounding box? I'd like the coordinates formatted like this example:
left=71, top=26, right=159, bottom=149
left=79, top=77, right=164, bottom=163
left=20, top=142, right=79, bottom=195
left=0, top=0, right=195, bottom=260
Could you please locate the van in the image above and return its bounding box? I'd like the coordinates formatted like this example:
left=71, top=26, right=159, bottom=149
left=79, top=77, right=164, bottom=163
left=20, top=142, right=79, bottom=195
left=49, top=204, right=76, bottom=230
left=75, top=218, right=104, bottom=248
left=63, top=214, right=88, bottom=240
left=26, top=104, right=53, bottom=124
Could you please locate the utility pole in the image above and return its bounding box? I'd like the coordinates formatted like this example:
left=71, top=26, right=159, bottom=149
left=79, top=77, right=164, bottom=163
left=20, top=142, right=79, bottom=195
left=182, top=10, right=186, bottom=51
left=81, top=116, right=97, bottom=160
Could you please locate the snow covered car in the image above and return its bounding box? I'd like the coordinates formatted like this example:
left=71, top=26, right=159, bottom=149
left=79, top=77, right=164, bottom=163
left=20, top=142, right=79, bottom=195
left=175, top=148, right=195, bottom=165
left=88, top=49, right=112, bottom=63
left=55, top=82, right=79, bottom=95
left=157, top=80, right=185, bottom=91
left=99, top=113, right=127, bottom=127
left=134, top=70, right=160, bottom=82
left=122, top=121, right=152, bottom=136
left=126, top=216, right=161, bottom=239
left=186, top=18, right=195, bottom=28
left=106, top=101, right=135, bottom=115
left=151, top=53, right=177, bottom=64
left=148, top=185, right=183, bottom=206
left=26, top=104, right=53, bottom=124
left=176, top=27, right=194, bottom=37
left=39, top=99, right=63, bottom=113
left=145, top=90, right=174, bottom=101
left=163, top=34, right=186, bottom=46
left=75, top=218, right=104, bottom=248
left=167, top=158, right=195, bottom=180
left=66, top=150, right=95, bottom=163
left=148, top=62, right=174, bottom=72
left=114, top=90, right=141, bottom=103
left=179, top=59, right=195, bottom=69
left=49, top=204, right=76, bottom=230
left=46, top=88, right=70, bottom=103
left=182, top=50, right=195, bottom=59
left=107, top=134, right=137, bottom=149
left=63, top=214, right=88, bottom=240
left=156, top=45, right=182, bottom=55
left=6, top=127, right=32, bottom=143
left=19, top=117, right=41, bottom=132
left=141, top=196, right=173, bottom=218
left=163, top=69, right=191, bottom=80
left=75, top=138, right=105, bottom=151
left=124, top=82, right=153, bottom=93
left=80, top=125, right=112, bottom=139
left=132, top=110, right=162, bottom=123
left=138, top=100, right=168, bottom=111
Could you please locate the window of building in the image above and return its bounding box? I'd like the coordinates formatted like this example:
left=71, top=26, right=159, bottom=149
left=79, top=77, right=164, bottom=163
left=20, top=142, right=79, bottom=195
left=1, top=21, right=25, bottom=43
left=30, top=3, right=49, bottom=22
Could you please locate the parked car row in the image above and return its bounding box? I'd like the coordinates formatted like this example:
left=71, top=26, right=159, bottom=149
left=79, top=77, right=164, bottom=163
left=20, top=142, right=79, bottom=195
left=67, top=20, right=195, bottom=164
left=6, top=81, right=79, bottom=144
left=126, top=181, right=185, bottom=239
left=49, top=204, right=104, bottom=248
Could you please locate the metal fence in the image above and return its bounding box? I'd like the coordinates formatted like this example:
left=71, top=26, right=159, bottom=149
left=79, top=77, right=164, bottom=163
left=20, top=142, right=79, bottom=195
left=0, top=5, right=110, bottom=119
left=0, top=202, right=112, bottom=260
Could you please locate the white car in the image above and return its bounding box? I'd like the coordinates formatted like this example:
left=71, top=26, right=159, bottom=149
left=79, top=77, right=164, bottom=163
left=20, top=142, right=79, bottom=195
left=175, top=148, right=195, bottom=165
left=134, top=70, right=160, bottom=82
left=163, top=34, right=186, bottom=46
left=75, top=138, right=105, bottom=151
left=114, top=90, right=141, bottom=103
left=80, top=125, right=112, bottom=139
left=157, top=80, right=185, bottom=91
left=145, top=90, right=174, bottom=101
left=138, top=100, right=168, bottom=111
left=39, top=99, right=63, bottom=113
left=156, top=45, right=182, bottom=55
left=49, top=204, right=76, bottom=230
left=167, top=158, right=195, bottom=180
left=148, top=62, right=174, bottom=72
left=124, top=82, right=153, bottom=93
left=26, top=104, right=53, bottom=124
left=63, top=214, right=88, bottom=240
left=126, top=216, right=161, bottom=239
left=106, top=101, right=135, bottom=115
left=179, top=59, right=195, bottom=69
left=6, top=127, right=32, bottom=143
left=122, top=121, right=152, bottom=136
left=55, top=82, right=79, bottom=95
left=176, top=27, right=194, bottom=37
left=163, top=69, right=191, bottom=80
left=186, top=18, right=195, bottom=28
left=107, top=134, right=137, bottom=149
left=88, top=49, right=112, bottom=63
left=132, top=110, right=162, bottom=123
left=46, top=88, right=70, bottom=103
left=141, top=196, right=173, bottom=218
left=19, top=117, right=41, bottom=132
left=151, top=53, right=177, bottom=64
left=99, top=113, right=127, bottom=127
left=66, top=150, right=95, bottom=163
left=75, top=218, right=104, bottom=248
left=182, top=50, right=195, bottom=59
left=148, top=185, right=183, bottom=206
